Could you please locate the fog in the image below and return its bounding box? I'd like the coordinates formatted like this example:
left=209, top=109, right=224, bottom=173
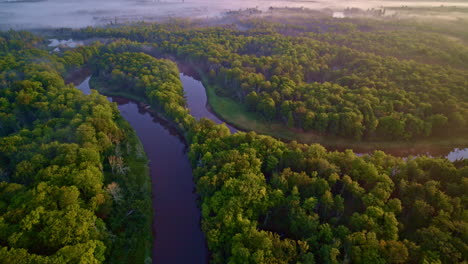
left=1, top=0, right=468, bottom=29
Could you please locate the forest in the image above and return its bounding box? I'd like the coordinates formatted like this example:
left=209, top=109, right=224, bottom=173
left=0, top=13, right=467, bottom=264
left=0, top=32, right=153, bottom=263
left=64, top=18, right=468, bottom=143
left=84, top=38, right=468, bottom=264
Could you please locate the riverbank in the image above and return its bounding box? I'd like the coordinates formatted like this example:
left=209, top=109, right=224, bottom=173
left=197, top=72, right=468, bottom=158
left=89, top=76, right=191, bottom=143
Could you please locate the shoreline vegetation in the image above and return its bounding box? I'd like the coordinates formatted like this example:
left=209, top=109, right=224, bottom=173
left=90, top=75, right=190, bottom=144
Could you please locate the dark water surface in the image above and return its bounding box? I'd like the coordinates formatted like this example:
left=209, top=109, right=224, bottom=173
left=180, top=73, right=237, bottom=133
left=78, top=77, right=207, bottom=264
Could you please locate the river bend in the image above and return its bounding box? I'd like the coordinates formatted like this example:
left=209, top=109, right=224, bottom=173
left=76, top=70, right=467, bottom=262
left=77, top=76, right=207, bottom=264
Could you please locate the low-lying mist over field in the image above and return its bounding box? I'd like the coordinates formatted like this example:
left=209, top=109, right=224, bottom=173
left=1, top=0, right=468, bottom=29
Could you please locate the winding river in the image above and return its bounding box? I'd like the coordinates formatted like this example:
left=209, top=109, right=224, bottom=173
left=77, top=76, right=208, bottom=264
left=76, top=68, right=467, bottom=263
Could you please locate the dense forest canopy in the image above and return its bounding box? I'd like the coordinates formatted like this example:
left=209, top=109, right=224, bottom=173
left=64, top=17, right=468, bottom=142
left=0, top=32, right=156, bottom=263
left=0, top=12, right=467, bottom=264
left=85, top=40, right=467, bottom=263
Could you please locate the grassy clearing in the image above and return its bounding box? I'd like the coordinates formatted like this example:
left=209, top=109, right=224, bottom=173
left=201, top=74, right=468, bottom=155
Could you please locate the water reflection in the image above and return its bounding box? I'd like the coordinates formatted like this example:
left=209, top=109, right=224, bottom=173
left=181, top=73, right=237, bottom=133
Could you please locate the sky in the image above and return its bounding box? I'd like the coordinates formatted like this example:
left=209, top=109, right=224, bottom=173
left=1, top=0, right=467, bottom=29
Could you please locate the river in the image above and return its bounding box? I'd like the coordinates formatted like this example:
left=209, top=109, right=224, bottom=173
left=76, top=69, right=466, bottom=261
left=77, top=76, right=208, bottom=264
left=180, top=73, right=237, bottom=133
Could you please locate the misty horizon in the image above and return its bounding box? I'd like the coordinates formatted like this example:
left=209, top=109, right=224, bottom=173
left=2, top=0, right=468, bottom=29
